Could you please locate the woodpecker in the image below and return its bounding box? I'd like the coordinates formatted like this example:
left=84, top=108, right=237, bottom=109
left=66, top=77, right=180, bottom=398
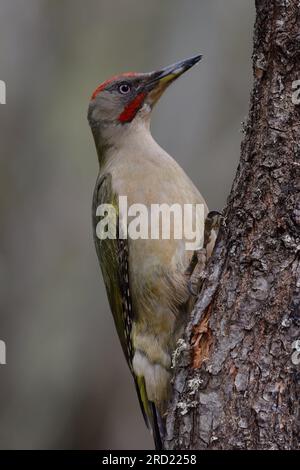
left=88, top=55, right=214, bottom=449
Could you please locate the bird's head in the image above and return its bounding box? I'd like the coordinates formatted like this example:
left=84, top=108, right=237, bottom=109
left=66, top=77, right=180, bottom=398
left=88, top=55, right=202, bottom=146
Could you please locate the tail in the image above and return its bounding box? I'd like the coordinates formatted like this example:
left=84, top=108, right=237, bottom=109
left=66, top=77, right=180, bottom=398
left=134, top=375, right=165, bottom=450
left=150, top=402, right=165, bottom=450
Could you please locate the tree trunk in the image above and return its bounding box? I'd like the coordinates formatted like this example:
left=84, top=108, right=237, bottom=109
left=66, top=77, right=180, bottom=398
left=165, top=0, right=300, bottom=450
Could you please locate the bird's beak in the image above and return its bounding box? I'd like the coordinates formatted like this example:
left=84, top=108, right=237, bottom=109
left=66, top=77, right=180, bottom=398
left=144, top=54, right=202, bottom=106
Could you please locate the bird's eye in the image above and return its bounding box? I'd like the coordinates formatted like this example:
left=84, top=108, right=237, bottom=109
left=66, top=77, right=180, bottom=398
left=118, top=83, right=131, bottom=94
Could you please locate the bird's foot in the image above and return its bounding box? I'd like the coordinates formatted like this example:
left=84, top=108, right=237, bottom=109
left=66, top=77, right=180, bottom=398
left=187, top=248, right=207, bottom=296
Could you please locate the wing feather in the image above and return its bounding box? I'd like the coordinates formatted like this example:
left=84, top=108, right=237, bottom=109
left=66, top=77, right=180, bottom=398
left=92, top=173, right=162, bottom=447
left=92, top=173, right=133, bottom=366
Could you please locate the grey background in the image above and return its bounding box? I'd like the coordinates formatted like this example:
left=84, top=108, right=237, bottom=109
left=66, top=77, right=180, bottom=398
left=0, top=0, right=254, bottom=449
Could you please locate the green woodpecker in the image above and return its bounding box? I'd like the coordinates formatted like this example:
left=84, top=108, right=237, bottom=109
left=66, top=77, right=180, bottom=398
left=88, top=55, right=213, bottom=449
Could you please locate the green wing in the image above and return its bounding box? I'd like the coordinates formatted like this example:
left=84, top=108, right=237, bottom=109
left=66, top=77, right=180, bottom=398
left=92, top=173, right=133, bottom=366
left=92, top=173, right=162, bottom=445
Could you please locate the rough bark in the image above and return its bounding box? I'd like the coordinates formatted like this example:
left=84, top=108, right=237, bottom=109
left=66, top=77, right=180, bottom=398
left=165, top=0, right=300, bottom=450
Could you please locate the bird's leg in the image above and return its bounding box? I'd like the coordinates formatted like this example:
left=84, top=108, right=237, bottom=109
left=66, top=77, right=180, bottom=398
left=187, top=210, right=224, bottom=296
left=204, top=210, right=224, bottom=247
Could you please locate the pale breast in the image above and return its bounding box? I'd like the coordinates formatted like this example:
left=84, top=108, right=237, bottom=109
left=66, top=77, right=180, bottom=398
left=103, top=135, right=208, bottom=354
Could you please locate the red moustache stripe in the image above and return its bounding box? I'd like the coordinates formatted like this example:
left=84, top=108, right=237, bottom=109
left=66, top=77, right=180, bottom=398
left=118, top=92, right=146, bottom=123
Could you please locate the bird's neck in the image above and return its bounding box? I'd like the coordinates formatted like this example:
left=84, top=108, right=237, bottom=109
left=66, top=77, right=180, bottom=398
left=95, top=116, right=154, bottom=169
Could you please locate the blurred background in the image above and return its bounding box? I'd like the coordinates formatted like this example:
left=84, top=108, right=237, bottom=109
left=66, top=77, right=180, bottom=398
left=0, top=0, right=254, bottom=449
